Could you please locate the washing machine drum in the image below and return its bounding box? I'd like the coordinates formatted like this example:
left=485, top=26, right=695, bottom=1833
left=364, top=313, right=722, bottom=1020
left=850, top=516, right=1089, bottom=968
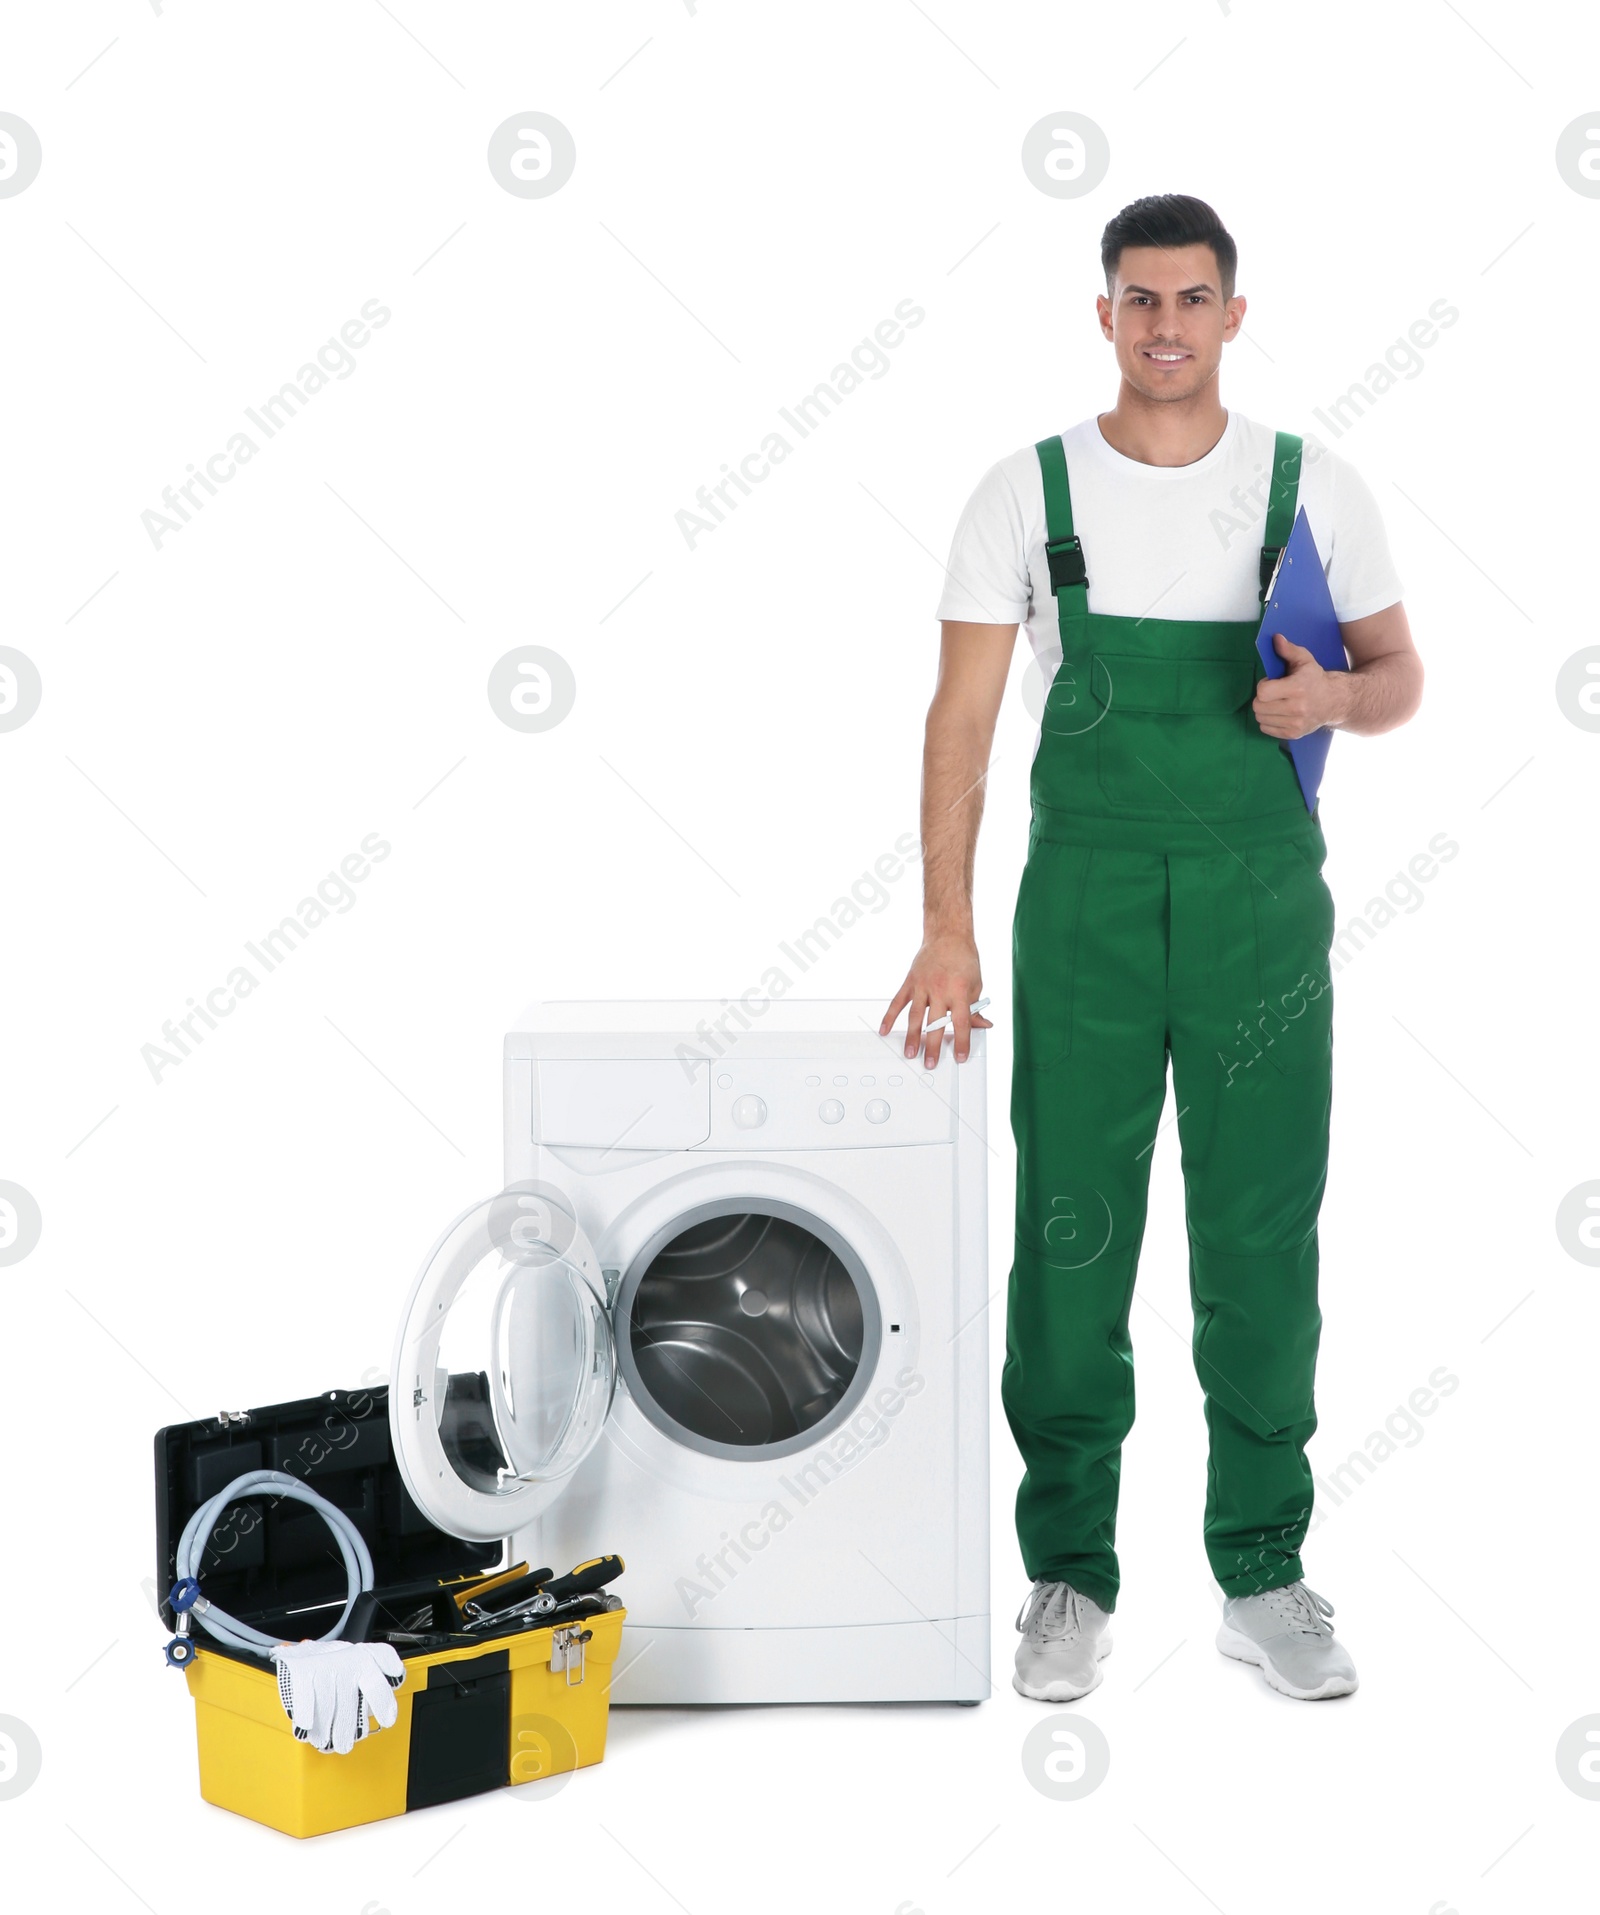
left=390, top=1188, right=615, bottom=1542
left=623, top=1210, right=876, bottom=1453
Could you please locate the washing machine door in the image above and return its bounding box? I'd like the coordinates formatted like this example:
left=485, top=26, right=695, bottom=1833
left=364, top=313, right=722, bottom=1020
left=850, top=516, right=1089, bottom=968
left=390, top=1183, right=614, bottom=1543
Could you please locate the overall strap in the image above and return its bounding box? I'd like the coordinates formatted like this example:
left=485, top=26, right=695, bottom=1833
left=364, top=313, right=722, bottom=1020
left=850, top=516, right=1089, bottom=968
left=1259, top=430, right=1302, bottom=602
left=1036, top=435, right=1087, bottom=653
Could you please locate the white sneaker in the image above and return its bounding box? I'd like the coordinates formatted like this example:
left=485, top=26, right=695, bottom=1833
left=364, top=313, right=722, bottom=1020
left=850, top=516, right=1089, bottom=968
left=1013, top=1580, right=1113, bottom=1702
left=1216, top=1581, right=1358, bottom=1700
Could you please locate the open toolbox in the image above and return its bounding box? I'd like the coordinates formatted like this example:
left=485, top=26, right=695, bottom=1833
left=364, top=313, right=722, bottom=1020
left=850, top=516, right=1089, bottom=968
left=155, top=1384, right=625, bottom=1838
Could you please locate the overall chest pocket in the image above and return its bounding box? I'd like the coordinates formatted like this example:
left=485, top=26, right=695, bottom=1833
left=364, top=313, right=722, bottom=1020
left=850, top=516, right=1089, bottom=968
left=1091, top=653, right=1255, bottom=814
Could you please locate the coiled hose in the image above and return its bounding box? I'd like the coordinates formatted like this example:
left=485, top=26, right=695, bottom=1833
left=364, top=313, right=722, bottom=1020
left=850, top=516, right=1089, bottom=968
left=172, top=1469, right=375, bottom=1655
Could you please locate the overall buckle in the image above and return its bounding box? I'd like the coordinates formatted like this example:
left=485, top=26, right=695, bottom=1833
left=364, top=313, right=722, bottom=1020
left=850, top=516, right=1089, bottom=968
left=1046, top=535, right=1087, bottom=593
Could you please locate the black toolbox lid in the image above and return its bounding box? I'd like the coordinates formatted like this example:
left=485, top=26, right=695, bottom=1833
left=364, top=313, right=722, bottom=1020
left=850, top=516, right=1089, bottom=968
left=154, top=1383, right=500, bottom=1635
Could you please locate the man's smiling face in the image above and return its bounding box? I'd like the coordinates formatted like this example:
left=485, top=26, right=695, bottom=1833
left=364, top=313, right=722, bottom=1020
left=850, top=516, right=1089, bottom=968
left=1097, top=242, right=1245, bottom=404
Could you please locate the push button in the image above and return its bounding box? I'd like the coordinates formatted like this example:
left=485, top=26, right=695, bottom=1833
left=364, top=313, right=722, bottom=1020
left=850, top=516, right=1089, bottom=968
left=819, top=1099, right=845, bottom=1125
left=865, top=1099, right=890, bottom=1124
left=732, top=1095, right=767, bottom=1130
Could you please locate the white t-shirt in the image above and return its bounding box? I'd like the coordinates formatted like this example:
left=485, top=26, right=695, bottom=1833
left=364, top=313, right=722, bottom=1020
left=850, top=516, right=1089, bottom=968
left=935, top=412, right=1404, bottom=685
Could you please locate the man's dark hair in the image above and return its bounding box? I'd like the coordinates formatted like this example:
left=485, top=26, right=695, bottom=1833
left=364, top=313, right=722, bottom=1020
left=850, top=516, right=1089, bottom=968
left=1100, top=194, right=1237, bottom=299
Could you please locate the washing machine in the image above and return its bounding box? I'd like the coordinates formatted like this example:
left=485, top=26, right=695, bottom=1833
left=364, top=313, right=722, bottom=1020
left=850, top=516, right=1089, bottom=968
left=390, top=999, right=989, bottom=1704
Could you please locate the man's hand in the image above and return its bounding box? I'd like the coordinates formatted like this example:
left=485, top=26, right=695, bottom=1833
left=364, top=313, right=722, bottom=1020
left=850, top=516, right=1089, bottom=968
left=1251, top=632, right=1352, bottom=739
left=880, top=931, right=993, bottom=1069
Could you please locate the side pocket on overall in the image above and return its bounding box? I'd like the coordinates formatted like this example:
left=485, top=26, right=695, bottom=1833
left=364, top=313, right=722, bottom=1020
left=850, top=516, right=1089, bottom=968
left=1249, top=836, right=1335, bottom=1077
left=1012, top=838, right=1092, bottom=1069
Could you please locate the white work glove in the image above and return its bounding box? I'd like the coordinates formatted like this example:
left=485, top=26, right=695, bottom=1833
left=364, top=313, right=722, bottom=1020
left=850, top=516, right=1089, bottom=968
left=269, top=1640, right=406, bottom=1755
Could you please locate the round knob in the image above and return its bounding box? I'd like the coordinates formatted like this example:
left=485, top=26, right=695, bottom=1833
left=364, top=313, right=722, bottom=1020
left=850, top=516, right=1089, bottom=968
left=731, top=1094, right=767, bottom=1130
left=818, top=1099, right=845, bottom=1125
left=865, top=1099, right=891, bottom=1124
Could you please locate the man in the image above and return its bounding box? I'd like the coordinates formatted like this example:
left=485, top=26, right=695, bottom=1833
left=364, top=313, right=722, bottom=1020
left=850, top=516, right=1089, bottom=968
left=881, top=194, right=1422, bottom=1703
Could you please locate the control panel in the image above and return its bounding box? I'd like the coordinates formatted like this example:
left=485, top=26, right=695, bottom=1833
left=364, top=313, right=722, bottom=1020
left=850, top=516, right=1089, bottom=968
left=702, top=1056, right=957, bottom=1149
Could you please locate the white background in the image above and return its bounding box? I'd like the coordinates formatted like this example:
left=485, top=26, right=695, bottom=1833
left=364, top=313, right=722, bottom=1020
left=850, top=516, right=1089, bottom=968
left=2, top=3, right=1596, bottom=1911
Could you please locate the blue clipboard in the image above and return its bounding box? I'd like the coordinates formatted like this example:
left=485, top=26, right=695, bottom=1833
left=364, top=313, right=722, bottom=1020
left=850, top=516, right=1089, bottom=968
left=1255, top=505, right=1348, bottom=813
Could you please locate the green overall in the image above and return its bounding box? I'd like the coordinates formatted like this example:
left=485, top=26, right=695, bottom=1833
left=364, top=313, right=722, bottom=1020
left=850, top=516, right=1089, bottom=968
left=1002, top=431, right=1335, bottom=1611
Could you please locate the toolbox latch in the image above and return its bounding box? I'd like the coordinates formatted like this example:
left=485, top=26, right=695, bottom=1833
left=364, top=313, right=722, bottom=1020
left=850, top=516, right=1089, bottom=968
left=550, top=1625, right=594, bottom=1686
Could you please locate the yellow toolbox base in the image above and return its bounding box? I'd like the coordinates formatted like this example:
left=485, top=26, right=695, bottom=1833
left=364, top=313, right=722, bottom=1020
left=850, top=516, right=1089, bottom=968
left=185, top=1608, right=625, bottom=1838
